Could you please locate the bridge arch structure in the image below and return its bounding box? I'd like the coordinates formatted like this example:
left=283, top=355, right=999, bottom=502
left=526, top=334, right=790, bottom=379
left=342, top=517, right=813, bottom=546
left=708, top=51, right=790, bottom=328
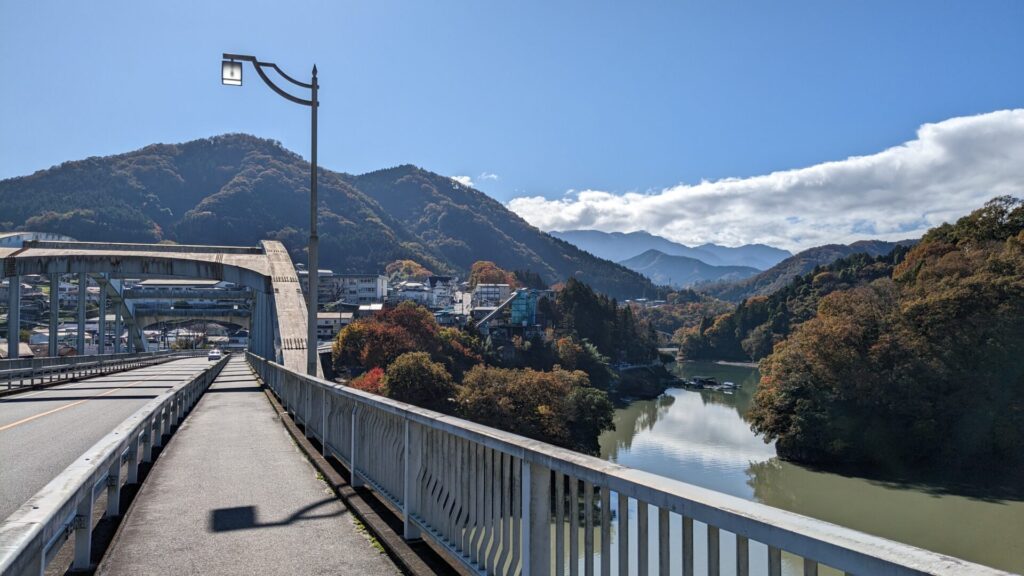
left=1, top=239, right=317, bottom=376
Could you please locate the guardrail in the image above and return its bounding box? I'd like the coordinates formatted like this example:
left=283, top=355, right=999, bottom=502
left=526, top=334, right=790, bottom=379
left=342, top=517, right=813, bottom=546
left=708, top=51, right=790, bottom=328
left=0, top=355, right=228, bottom=576
left=247, top=352, right=1010, bottom=576
left=0, top=350, right=205, bottom=391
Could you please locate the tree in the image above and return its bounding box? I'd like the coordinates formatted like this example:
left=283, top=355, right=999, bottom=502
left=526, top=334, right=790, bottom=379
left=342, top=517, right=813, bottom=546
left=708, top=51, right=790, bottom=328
left=382, top=352, right=454, bottom=412
left=749, top=197, right=1024, bottom=472
left=468, top=261, right=517, bottom=288
left=456, top=365, right=612, bottom=454
left=349, top=367, right=385, bottom=395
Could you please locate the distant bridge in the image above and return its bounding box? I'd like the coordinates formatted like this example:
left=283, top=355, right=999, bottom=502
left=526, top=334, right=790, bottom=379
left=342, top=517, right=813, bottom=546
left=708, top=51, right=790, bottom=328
left=1, top=240, right=316, bottom=376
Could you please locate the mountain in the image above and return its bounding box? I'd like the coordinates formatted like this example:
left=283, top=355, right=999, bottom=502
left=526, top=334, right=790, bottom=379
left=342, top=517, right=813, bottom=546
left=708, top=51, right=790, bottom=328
left=700, top=239, right=917, bottom=301
left=619, top=249, right=759, bottom=288
left=549, top=230, right=790, bottom=270
left=0, top=134, right=662, bottom=299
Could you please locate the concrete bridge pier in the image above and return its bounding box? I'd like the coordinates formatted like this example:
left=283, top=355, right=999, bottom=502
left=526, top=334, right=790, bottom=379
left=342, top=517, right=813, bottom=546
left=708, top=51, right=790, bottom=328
left=49, top=273, right=59, bottom=357
left=77, top=273, right=87, bottom=354
left=6, top=275, right=18, bottom=360
left=98, top=285, right=106, bottom=354
left=115, top=308, right=122, bottom=353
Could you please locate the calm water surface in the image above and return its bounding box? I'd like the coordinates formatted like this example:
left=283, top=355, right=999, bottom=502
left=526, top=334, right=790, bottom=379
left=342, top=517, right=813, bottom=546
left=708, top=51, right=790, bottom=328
left=598, top=361, right=1024, bottom=574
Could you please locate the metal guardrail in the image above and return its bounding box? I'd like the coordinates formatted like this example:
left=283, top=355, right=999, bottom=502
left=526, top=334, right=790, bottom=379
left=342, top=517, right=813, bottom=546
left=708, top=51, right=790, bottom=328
left=0, top=350, right=205, bottom=391
left=0, top=355, right=228, bottom=576
left=247, top=352, right=1010, bottom=576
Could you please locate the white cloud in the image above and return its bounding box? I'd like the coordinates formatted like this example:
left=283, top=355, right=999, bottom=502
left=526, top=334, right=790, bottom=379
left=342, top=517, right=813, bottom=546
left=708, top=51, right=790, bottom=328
left=507, top=109, right=1024, bottom=251
left=451, top=175, right=474, bottom=187
left=479, top=172, right=499, bottom=181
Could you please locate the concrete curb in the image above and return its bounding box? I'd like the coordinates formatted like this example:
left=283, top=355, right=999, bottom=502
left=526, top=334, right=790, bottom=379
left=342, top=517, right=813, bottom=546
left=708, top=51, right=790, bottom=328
left=255, top=372, right=453, bottom=576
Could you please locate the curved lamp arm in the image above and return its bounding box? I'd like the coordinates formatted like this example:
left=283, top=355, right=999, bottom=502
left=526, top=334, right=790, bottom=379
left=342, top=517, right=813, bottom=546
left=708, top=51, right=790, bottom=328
left=223, top=53, right=316, bottom=107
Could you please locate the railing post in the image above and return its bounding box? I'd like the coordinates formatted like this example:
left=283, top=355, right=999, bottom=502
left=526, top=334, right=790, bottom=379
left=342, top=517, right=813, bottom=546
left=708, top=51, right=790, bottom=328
left=106, top=459, right=122, bottom=517
left=321, top=390, right=329, bottom=457
left=73, top=487, right=95, bottom=570
left=522, top=461, right=551, bottom=576
left=402, top=419, right=422, bottom=541
left=127, top=433, right=141, bottom=483
left=350, top=405, right=363, bottom=488
left=305, top=380, right=313, bottom=438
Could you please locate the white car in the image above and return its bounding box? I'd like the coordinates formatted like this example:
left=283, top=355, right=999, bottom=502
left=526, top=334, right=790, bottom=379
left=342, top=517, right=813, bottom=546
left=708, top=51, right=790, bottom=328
left=207, top=349, right=223, bottom=361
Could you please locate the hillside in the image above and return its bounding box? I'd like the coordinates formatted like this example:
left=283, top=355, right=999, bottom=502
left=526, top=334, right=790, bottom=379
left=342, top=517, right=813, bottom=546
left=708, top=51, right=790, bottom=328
left=0, top=134, right=661, bottom=298
left=749, top=196, right=1024, bottom=472
left=550, top=229, right=790, bottom=269
left=619, top=249, right=759, bottom=288
left=348, top=166, right=663, bottom=298
left=700, top=240, right=916, bottom=301
left=679, top=248, right=911, bottom=361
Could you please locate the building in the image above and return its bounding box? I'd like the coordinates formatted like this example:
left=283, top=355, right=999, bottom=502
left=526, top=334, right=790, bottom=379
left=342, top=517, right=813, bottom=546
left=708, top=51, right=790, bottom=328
left=471, top=283, right=511, bottom=308
left=316, top=311, right=354, bottom=342
left=390, top=281, right=432, bottom=306
left=426, top=275, right=457, bottom=309
left=356, top=303, right=384, bottom=319
left=295, top=268, right=337, bottom=306
left=328, top=274, right=388, bottom=305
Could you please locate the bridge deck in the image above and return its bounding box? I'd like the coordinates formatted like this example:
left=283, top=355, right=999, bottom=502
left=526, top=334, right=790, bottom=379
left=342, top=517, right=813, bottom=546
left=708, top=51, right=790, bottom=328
left=96, top=356, right=398, bottom=576
left=0, top=356, right=213, bottom=521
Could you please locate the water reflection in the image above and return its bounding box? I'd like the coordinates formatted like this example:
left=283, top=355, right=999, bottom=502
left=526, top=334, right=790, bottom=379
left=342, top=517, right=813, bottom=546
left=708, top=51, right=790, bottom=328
left=599, top=361, right=1024, bottom=573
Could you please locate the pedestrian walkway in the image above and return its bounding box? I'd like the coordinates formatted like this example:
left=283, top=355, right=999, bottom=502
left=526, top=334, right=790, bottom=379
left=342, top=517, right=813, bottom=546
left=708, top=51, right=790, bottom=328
left=97, top=356, right=400, bottom=576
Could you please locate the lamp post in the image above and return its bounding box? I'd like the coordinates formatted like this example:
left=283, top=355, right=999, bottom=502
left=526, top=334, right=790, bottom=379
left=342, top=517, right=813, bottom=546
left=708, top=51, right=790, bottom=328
left=222, top=53, right=320, bottom=376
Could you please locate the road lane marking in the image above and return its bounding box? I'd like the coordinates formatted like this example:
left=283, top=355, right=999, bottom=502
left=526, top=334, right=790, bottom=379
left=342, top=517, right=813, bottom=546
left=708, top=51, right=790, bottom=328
left=0, top=365, right=199, bottom=433
left=7, top=359, right=205, bottom=399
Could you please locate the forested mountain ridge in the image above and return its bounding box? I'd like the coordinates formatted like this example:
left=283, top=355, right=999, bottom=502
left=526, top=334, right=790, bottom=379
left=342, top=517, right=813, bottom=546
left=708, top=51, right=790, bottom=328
left=349, top=166, right=664, bottom=298
left=678, top=247, right=912, bottom=361
left=0, top=134, right=661, bottom=298
left=749, top=196, right=1024, bottom=472
left=619, top=249, right=759, bottom=288
left=551, top=229, right=791, bottom=269
left=700, top=239, right=917, bottom=302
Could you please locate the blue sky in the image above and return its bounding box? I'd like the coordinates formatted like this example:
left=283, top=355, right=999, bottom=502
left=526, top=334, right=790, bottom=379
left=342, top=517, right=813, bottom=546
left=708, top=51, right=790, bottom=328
left=2, top=1, right=1023, bottom=248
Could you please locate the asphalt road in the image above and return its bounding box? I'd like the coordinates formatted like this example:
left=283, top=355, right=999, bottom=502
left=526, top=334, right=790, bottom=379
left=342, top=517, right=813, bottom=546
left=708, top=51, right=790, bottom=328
left=97, top=356, right=399, bottom=576
left=0, top=357, right=214, bottom=521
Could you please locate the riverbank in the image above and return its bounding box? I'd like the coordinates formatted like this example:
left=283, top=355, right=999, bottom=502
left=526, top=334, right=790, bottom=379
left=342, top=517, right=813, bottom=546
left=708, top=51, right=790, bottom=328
left=599, top=360, right=1023, bottom=574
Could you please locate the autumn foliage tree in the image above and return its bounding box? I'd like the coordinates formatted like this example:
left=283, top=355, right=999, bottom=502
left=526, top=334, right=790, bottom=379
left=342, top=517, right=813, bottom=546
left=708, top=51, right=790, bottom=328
left=750, top=197, right=1024, bottom=472
left=455, top=365, right=613, bottom=454
left=382, top=352, right=454, bottom=412
left=468, top=261, right=518, bottom=288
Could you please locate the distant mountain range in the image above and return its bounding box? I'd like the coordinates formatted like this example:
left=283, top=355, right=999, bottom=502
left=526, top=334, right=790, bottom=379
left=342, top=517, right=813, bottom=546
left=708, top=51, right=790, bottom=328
left=0, top=134, right=662, bottom=299
left=618, top=250, right=760, bottom=288
left=700, top=240, right=918, bottom=301
left=550, top=230, right=792, bottom=270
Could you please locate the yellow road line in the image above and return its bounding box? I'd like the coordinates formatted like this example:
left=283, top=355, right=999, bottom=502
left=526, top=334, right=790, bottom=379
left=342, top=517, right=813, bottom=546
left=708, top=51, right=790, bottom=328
left=0, top=366, right=193, bottom=433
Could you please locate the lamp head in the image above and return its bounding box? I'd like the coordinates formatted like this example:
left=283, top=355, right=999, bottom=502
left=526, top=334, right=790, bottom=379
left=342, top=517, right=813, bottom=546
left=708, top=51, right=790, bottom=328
left=221, top=60, right=242, bottom=86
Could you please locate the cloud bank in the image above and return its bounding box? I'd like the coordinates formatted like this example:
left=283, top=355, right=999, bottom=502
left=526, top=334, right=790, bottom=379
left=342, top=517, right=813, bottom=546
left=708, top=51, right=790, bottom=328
left=507, top=109, right=1024, bottom=251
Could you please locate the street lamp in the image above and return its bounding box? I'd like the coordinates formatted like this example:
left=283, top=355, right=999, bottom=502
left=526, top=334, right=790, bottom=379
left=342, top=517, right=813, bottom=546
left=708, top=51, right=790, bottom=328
left=221, top=52, right=320, bottom=376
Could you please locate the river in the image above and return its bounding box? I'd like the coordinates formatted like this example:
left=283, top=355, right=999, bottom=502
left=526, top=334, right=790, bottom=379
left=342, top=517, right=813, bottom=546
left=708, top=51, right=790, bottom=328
left=598, top=361, right=1024, bottom=574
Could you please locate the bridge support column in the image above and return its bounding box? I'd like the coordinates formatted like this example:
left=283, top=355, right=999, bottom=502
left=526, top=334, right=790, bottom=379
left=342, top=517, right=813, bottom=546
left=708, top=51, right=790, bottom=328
left=114, top=309, right=122, bottom=353
left=6, top=276, right=19, bottom=360
left=76, top=273, right=87, bottom=354
left=49, top=274, right=59, bottom=357
left=98, top=287, right=106, bottom=354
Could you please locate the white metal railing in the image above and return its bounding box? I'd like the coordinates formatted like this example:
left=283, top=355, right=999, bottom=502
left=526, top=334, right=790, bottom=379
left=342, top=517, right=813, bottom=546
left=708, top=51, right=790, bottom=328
left=0, top=350, right=203, bottom=391
left=0, top=355, right=227, bottom=576
left=247, top=353, right=1011, bottom=576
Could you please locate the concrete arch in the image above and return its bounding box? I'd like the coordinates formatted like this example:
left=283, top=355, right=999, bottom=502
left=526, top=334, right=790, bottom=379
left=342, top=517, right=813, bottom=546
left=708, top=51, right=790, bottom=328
left=1, top=240, right=315, bottom=375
